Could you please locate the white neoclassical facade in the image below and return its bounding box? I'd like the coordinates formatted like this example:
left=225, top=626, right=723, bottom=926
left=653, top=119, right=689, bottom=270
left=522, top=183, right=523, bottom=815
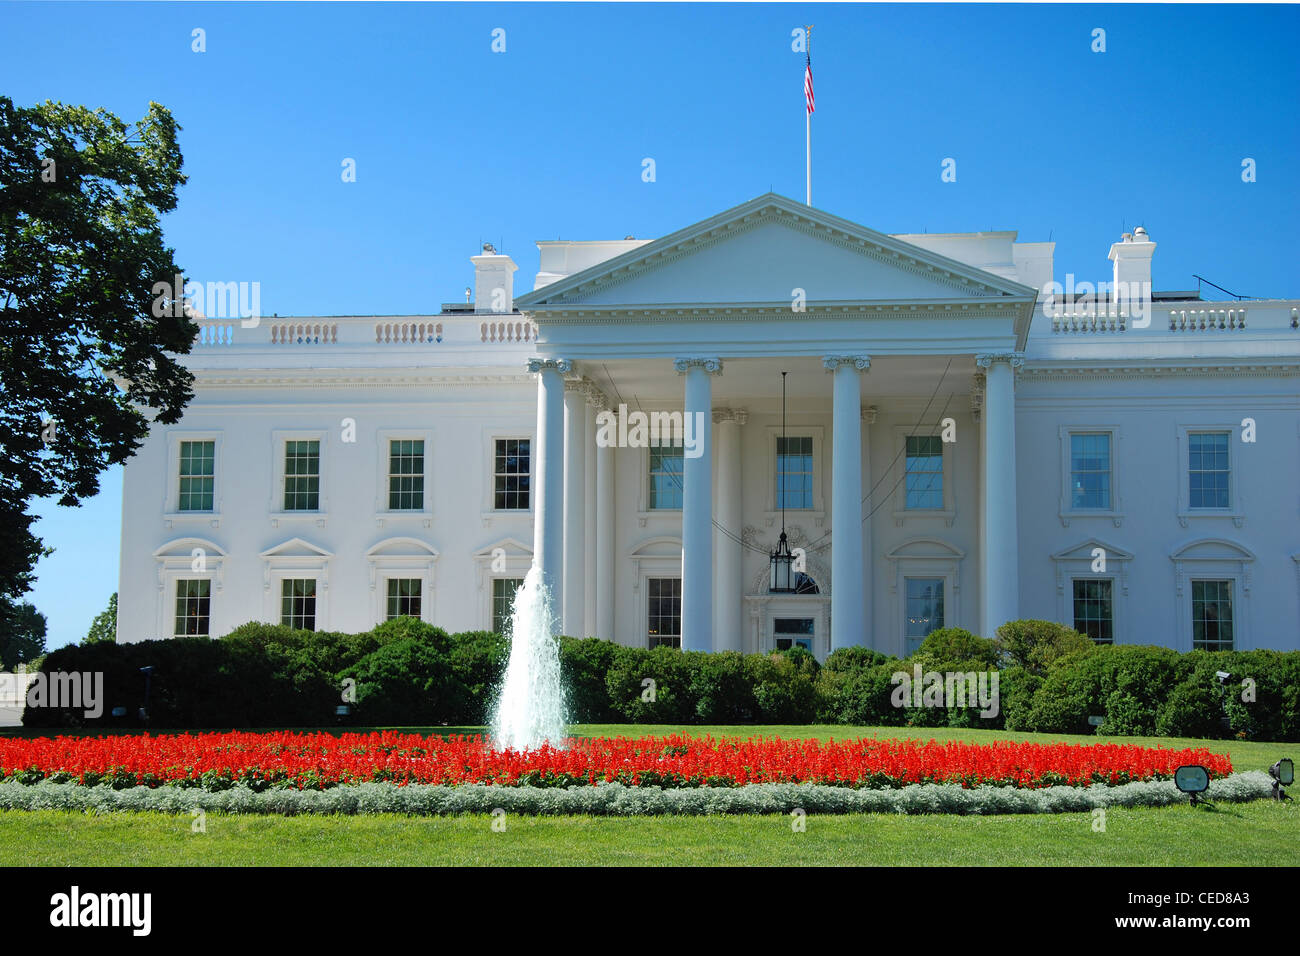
left=116, top=193, right=1300, bottom=657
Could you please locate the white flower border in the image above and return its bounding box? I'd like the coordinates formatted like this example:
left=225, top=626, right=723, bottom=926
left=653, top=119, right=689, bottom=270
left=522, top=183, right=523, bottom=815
left=0, top=771, right=1276, bottom=817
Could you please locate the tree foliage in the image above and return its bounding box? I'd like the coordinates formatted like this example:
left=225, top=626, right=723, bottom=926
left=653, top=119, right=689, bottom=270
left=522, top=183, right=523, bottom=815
left=84, top=591, right=117, bottom=644
left=0, top=96, right=195, bottom=600
left=0, top=598, right=46, bottom=670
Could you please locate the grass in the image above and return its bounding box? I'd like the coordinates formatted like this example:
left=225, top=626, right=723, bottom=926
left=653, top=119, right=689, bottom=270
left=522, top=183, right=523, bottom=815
left=1, top=724, right=1292, bottom=866
left=1, top=801, right=1294, bottom=866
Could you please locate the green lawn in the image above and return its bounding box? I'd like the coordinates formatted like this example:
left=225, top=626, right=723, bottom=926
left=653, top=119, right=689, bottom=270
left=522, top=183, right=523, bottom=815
left=1, top=724, right=1293, bottom=866
left=1, top=801, right=1294, bottom=866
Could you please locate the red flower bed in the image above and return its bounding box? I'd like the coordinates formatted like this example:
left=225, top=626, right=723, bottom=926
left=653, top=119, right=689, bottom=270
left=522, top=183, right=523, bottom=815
left=0, top=732, right=1233, bottom=791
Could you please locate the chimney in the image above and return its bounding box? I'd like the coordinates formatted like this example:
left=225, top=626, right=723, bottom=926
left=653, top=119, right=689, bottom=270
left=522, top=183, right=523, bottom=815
left=471, top=243, right=517, bottom=314
left=1109, top=226, right=1155, bottom=299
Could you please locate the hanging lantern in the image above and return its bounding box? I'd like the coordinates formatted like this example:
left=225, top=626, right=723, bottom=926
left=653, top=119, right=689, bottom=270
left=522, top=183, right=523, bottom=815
left=769, top=370, right=796, bottom=593
left=769, top=530, right=795, bottom=593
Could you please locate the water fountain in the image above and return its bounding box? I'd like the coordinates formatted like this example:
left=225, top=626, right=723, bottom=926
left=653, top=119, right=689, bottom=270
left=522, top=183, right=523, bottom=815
left=489, top=565, right=568, bottom=751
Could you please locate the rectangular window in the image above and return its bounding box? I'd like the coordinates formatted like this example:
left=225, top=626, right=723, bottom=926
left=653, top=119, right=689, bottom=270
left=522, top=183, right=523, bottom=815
left=283, top=440, right=321, bottom=511
left=1191, top=579, right=1234, bottom=651
left=494, top=439, right=530, bottom=510
left=280, top=578, right=317, bottom=631
left=385, top=578, right=422, bottom=621
left=774, top=617, right=814, bottom=652
left=1188, top=432, right=1230, bottom=509
left=491, top=578, right=524, bottom=634
left=1069, top=433, right=1112, bottom=510
left=904, top=578, right=944, bottom=653
left=904, top=435, right=944, bottom=510
left=174, top=579, right=210, bottom=637
left=776, top=436, right=813, bottom=510
left=1072, top=579, right=1114, bottom=644
left=388, top=439, right=425, bottom=510
left=647, top=577, right=682, bottom=649
left=648, top=442, right=685, bottom=510
left=178, top=440, right=215, bottom=512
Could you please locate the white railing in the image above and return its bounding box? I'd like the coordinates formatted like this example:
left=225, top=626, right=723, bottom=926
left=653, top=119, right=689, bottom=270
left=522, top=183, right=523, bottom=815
left=1168, top=308, right=1248, bottom=332
left=193, top=316, right=538, bottom=348
left=480, top=320, right=535, bottom=344
left=376, top=321, right=442, bottom=344
left=1051, top=312, right=1130, bottom=333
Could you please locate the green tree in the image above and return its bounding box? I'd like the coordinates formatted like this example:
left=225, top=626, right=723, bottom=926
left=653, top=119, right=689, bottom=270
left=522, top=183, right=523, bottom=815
left=0, top=598, right=46, bottom=670
left=84, top=591, right=117, bottom=644
left=0, top=96, right=195, bottom=601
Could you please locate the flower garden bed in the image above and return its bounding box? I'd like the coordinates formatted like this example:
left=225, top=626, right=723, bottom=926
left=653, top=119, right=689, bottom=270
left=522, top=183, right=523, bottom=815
left=0, top=731, right=1233, bottom=792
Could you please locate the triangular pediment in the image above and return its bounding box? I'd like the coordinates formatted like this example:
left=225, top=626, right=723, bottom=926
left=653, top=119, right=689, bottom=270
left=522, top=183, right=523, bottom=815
left=516, top=193, right=1036, bottom=311
left=259, top=537, right=332, bottom=559
left=1051, top=538, right=1134, bottom=563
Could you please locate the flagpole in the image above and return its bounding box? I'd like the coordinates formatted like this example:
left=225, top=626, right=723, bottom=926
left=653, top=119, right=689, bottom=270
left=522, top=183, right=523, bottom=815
left=805, top=24, right=813, bottom=206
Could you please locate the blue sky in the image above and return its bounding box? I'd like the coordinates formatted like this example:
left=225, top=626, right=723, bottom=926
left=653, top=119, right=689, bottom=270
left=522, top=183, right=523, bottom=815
left=3, top=1, right=1297, bottom=649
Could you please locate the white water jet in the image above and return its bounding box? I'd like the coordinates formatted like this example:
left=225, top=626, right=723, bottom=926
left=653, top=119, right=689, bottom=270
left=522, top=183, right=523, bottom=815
left=490, top=565, right=568, bottom=751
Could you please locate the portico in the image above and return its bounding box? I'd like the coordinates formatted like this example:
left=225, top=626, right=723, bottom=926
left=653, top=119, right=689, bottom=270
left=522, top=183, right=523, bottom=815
left=514, top=193, right=1038, bottom=656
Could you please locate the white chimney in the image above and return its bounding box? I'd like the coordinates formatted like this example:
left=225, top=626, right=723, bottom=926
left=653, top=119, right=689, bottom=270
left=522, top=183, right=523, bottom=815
left=1109, top=226, right=1156, bottom=297
left=471, top=243, right=517, bottom=314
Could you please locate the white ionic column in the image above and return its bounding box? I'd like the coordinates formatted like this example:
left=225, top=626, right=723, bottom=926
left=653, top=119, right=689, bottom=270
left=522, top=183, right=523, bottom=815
left=825, top=355, right=870, bottom=651
left=562, top=380, right=587, bottom=637
left=528, top=358, right=570, bottom=606
left=675, top=357, right=721, bottom=652
left=595, top=418, right=616, bottom=643
left=583, top=394, right=599, bottom=638
left=861, top=405, right=878, bottom=650
left=713, top=408, right=747, bottom=653
left=976, top=352, right=1023, bottom=638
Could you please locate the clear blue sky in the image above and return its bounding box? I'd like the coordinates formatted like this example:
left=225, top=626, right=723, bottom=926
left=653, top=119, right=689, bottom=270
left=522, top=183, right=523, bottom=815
left=3, top=1, right=1297, bottom=649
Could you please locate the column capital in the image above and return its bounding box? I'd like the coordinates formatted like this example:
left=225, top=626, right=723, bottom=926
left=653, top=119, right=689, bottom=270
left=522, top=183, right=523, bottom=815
left=527, top=357, right=572, bottom=374
left=860, top=405, right=878, bottom=424
left=673, top=357, right=723, bottom=375
left=823, top=355, right=871, bottom=372
left=974, top=351, right=1025, bottom=371
left=713, top=407, right=748, bottom=425
left=580, top=381, right=610, bottom=410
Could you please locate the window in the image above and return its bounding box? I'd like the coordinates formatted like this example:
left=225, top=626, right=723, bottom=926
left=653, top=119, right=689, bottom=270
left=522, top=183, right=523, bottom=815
left=774, top=618, right=814, bottom=652
left=174, top=579, right=210, bottom=637
left=904, top=578, right=944, bottom=653
left=1070, top=433, right=1111, bottom=510
left=1072, top=579, right=1113, bottom=644
left=1188, top=432, right=1230, bottom=509
left=494, top=439, right=530, bottom=510
left=385, top=578, right=422, bottom=620
left=280, top=578, right=317, bottom=630
left=492, top=578, right=524, bottom=634
left=283, top=440, right=321, bottom=511
left=178, top=441, right=215, bottom=511
left=905, top=436, right=944, bottom=510
left=388, top=440, right=425, bottom=510
left=648, top=442, right=685, bottom=510
left=1191, top=580, right=1233, bottom=651
left=776, top=436, right=813, bottom=510
left=647, top=577, right=682, bottom=649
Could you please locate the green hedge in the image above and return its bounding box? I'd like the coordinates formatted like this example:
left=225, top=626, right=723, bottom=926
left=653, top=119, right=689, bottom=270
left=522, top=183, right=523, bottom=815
left=24, top=620, right=1300, bottom=741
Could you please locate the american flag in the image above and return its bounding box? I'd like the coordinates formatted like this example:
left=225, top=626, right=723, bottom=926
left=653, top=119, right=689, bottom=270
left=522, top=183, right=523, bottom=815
left=804, top=54, right=815, bottom=115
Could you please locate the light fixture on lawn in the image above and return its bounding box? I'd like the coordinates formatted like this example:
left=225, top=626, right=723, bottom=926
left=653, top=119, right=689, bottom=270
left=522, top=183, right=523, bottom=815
left=769, top=370, right=795, bottom=593
left=1174, top=764, right=1211, bottom=806
left=1268, top=758, right=1293, bottom=801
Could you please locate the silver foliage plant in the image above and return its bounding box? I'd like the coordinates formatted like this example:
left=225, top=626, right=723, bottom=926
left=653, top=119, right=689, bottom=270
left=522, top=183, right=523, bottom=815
left=0, top=771, right=1276, bottom=817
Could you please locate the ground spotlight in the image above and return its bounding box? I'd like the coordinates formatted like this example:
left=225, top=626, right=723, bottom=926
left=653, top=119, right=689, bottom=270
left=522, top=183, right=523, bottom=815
left=1269, top=758, right=1293, bottom=801
left=1174, top=764, right=1210, bottom=806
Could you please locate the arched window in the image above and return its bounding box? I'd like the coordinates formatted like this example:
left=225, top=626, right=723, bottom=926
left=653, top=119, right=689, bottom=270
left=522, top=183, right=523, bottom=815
left=793, top=573, right=820, bottom=595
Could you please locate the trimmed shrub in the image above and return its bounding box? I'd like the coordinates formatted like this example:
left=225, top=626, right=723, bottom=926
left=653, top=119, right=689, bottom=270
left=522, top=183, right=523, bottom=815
left=559, top=637, right=619, bottom=723
left=915, top=627, right=1000, bottom=668
left=604, top=645, right=695, bottom=723
left=996, top=619, right=1097, bottom=676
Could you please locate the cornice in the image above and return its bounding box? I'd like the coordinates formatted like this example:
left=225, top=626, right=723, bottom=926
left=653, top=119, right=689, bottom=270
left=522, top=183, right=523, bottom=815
left=190, top=371, right=535, bottom=389
left=525, top=300, right=1027, bottom=325
left=1019, top=362, right=1300, bottom=381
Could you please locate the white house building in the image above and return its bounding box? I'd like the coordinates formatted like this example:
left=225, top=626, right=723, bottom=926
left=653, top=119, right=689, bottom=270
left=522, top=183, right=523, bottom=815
left=115, top=193, right=1300, bottom=657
